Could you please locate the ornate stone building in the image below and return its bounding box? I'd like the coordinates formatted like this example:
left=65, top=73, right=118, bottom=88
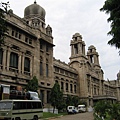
left=0, top=2, right=120, bottom=107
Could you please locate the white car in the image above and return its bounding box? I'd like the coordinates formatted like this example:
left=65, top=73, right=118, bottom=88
left=78, top=105, right=86, bottom=113
left=67, top=106, right=78, bottom=114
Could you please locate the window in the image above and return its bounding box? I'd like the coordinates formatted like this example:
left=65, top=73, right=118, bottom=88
left=19, top=34, right=21, bottom=39
left=0, top=49, right=3, bottom=65
left=25, top=37, right=32, bottom=45
left=61, top=82, right=64, bottom=90
left=74, top=85, right=76, bottom=93
left=66, top=83, right=68, bottom=91
left=12, top=30, right=14, bottom=36
left=24, top=57, right=30, bottom=72
left=15, top=32, right=18, bottom=38
left=65, top=71, right=68, bottom=75
left=70, top=84, right=73, bottom=93
left=40, top=44, right=43, bottom=50
left=74, top=44, right=78, bottom=54
left=29, top=39, right=32, bottom=44
left=40, top=62, right=43, bottom=75
left=25, top=37, right=28, bottom=43
left=46, top=64, right=48, bottom=77
left=55, top=67, right=59, bottom=72
left=60, top=69, right=64, bottom=74
left=10, top=52, right=18, bottom=68
left=46, top=45, right=49, bottom=52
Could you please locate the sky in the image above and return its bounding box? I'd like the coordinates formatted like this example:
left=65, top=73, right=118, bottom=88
left=2, top=0, right=120, bottom=80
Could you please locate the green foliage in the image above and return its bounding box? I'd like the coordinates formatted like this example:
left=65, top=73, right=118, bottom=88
left=79, top=99, right=87, bottom=106
left=94, top=100, right=110, bottom=119
left=71, top=96, right=80, bottom=107
left=66, top=95, right=73, bottom=106
left=49, top=83, right=64, bottom=112
left=65, top=95, right=86, bottom=107
left=42, top=112, right=67, bottom=119
left=94, top=100, right=120, bottom=120
left=0, top=2, right=9, bottom=46
left=108, top=103, right=120, bottom=120
left=100, top=0, right=120, bottom=53
left=26, top=76, right=38, bottom=92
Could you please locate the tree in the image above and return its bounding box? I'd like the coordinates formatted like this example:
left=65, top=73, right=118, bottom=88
left=72, top=96, right=80, bottom=107
left=26, top=76, right=38, bottom=92
left=0, top=2, right=9, bottom=46
left=66, top=95, right=73, bottom=106
left=100, top=0, right=120, bottom=53
left=94, top=100, right=120, bottom=120
left=49, top=82, right=64, bottom=113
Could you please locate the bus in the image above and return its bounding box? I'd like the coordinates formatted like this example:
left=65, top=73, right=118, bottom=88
left=0, top=99, right=43, bottom=120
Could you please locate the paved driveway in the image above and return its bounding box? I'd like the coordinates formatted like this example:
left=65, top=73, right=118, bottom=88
left=48, top=112, right=94, bottom=120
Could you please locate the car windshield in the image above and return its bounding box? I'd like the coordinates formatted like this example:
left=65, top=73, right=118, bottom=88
left=0, top=101, right=12, bottom=110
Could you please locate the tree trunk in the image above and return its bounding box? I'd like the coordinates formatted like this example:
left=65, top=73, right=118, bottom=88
left=53, top=106, right=55, bottom=113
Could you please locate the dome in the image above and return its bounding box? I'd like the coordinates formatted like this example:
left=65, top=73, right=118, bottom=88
left=24, top=1, right=46, bottom=21
left=88, top=45, right=96, bottom=50
left=73, top=33, right=82, bottom=39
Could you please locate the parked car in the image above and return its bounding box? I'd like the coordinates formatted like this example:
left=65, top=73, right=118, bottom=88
left=67, top=106, right=78, bottom=114
left=78, top=104, right=86, bottom=113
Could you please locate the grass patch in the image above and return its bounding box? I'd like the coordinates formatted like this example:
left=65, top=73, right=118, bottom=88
left=42, top=112, right=67, bottom=119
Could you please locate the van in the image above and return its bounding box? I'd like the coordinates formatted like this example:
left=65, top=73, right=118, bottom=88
left=67, top=106, right=78, bottom=114
left=78, top=105, right=86, bottom=113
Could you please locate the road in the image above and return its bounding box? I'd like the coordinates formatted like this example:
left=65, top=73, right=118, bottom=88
left=48, top=112, right=94, bottom=120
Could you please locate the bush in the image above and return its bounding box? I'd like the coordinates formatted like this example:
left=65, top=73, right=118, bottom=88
left=94, top=100, right=120, bottom=120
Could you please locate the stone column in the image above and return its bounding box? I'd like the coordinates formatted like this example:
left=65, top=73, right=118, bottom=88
left=2, top=48, right=7, bottom=70
left=71, top=44, right=74, bottom=56
left=93, top=55, right=97, bottom=64
left=83, top=45, right=85, bottom=55
left=43, top=57, right=46, bottom=77
left=18, top=53, right=22, bottom=74
left=44, top=90, right=47, bottom=104
left=22, top=53, right=25, bottom=74
left=63, top=82, right=66, bottom=92
left=32, top=56, right=34, bottom=76
left=6, top=48, right=10, bottom=71
left=97, top=55, right=99, bottom=65
left=68, top=83, right=70, bottom=93
left=30, top=57, right=33, bottom=76
left=78, top=43, right=81, bottom=54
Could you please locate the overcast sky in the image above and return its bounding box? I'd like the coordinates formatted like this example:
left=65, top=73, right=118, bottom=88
left=3, top=0, right=120, bottom=80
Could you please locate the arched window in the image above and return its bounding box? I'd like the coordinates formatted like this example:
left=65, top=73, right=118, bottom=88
left=66, top=83, right=68, bottom=91
left=70, top=84, right=73, bottom=93
left=74, top=85, right=77, bottom=93
left=61, top=82, right=64, bottom=90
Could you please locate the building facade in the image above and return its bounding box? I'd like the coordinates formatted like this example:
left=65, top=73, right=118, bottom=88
left=0, top=2, right=120, bottom=107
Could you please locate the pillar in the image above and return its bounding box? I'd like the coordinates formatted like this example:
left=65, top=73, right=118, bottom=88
left=6, top=48, right=10, bottom=71
left=30, top=57, right=33, bottom=76
left=2, top=48, right=7, bottom=70
left=22, top=53, right=25, bottom=74
left=18, top=53, right=22, bottom=73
